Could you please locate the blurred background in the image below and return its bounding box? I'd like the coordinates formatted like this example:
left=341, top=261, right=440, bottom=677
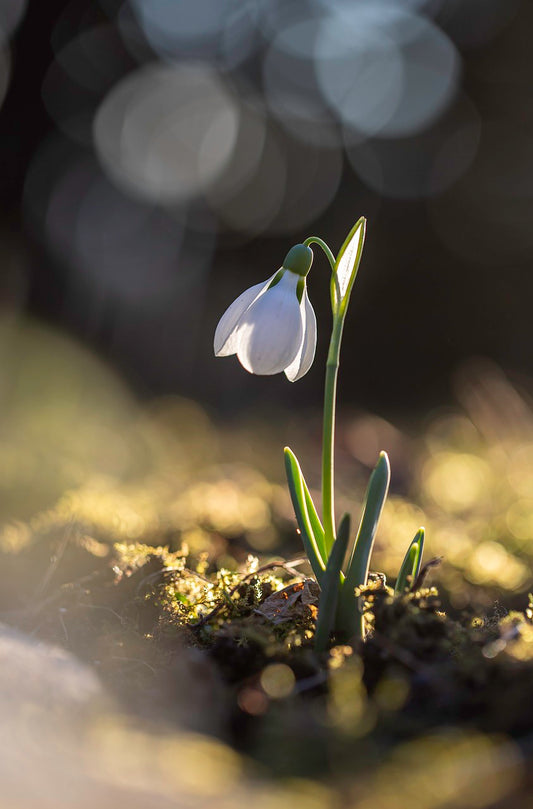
left=1, top=0, right=532, bottom=411
left=1, top=0, right=533, bottom=601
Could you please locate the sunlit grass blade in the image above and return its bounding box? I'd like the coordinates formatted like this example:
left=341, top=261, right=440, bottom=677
left=314, top=513, right=351, bottom=654
left=284, top=447, right=326, bottom=583
left=331, top=216, right=366, bottom=313
left=336, top=451, right=391, bottom=641
left=395, top=527, right=425, bottom=595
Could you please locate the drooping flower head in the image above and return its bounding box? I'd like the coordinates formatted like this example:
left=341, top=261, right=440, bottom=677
left=214, top=244, right=316, bottom=381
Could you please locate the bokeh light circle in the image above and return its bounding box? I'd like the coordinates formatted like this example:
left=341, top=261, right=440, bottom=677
left=24, top=138, right=202, bottom=308
left=316, top=0, right=444, bottom=13
left=345, top=94, right=481, bottom=198
left=203, top=93, right=343, bottom=238
left=266, top=137, right=343, bottom=234
left=315, top=4, right=460, bottom=138
left=94, top=62, right=240, bottom=204
left=263, top=19, right=341, bottom=148
left=0, top=0, right=27, bottom=39
left=129, top=0, right=259, bottom=68
left=44, top=161, right=186, bottom=305
left=42, top=25, right=134, bottom=147
left=206, top=121, right=287, bottom=235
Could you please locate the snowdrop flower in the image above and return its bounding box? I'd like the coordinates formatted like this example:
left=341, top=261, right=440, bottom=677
left=214, top=244, right=316, bottom=381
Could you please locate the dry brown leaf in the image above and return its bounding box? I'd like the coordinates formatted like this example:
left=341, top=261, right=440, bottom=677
left=255, top=580, right=320, bottom=625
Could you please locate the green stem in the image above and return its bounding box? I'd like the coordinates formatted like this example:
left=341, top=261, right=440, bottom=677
left=303, top=236, right=336, bottom=271
left=302, top=235, right=346, bottom=556
left=322, top=314, right=344, bottom=553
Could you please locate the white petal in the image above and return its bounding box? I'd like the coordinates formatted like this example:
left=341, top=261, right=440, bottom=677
left=214, top=274, right=275, bottom=356
left=237, top=272, right=303, bottom=375
left=284, top=290, right=317, bottom=382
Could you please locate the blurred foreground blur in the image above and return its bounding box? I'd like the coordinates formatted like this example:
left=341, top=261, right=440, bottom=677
left=2, top=615, right=526, bottom=809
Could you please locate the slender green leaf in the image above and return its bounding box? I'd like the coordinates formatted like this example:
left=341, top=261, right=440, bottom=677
left=395, top=528, right=425, bottom=595
left=336, top=451, right=391, bottom=641
left=284, top=447, right=326, bottom=583
left=299, top=467, right=327, bottom=565
left=289, top=449, right=346, bottom=585
left=314, top=514, right=351, bottom=654
left=331, top=216, right=366, bottom=313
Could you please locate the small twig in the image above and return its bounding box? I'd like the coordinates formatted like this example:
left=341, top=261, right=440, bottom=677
left=0, top=570, right=106, bottom=621
left=58, top=608, right=69, bottom=644
left=108, top=656, right=157, bottom=675
left=77, top=603, right=127, bottom=625
left=412, top=556, right=442, bottom=591
left=135, top=566, right=194, bottom=595
left=34, top=522, right=74, bottom=600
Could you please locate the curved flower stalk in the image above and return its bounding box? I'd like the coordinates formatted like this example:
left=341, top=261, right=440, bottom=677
left=214, top=245, right=317, bottom=382
left=215, top=219, right=426, bottom=653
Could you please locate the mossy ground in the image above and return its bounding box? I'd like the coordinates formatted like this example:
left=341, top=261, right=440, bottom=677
left=3, top=525, right=533, bottom=804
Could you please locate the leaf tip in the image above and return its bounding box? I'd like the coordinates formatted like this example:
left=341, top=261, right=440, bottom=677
left=354, top=215, right=367, bottom=235
left=338, top=512, right=351, bottom=536
left=377, top=450, right=391, bottom=475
